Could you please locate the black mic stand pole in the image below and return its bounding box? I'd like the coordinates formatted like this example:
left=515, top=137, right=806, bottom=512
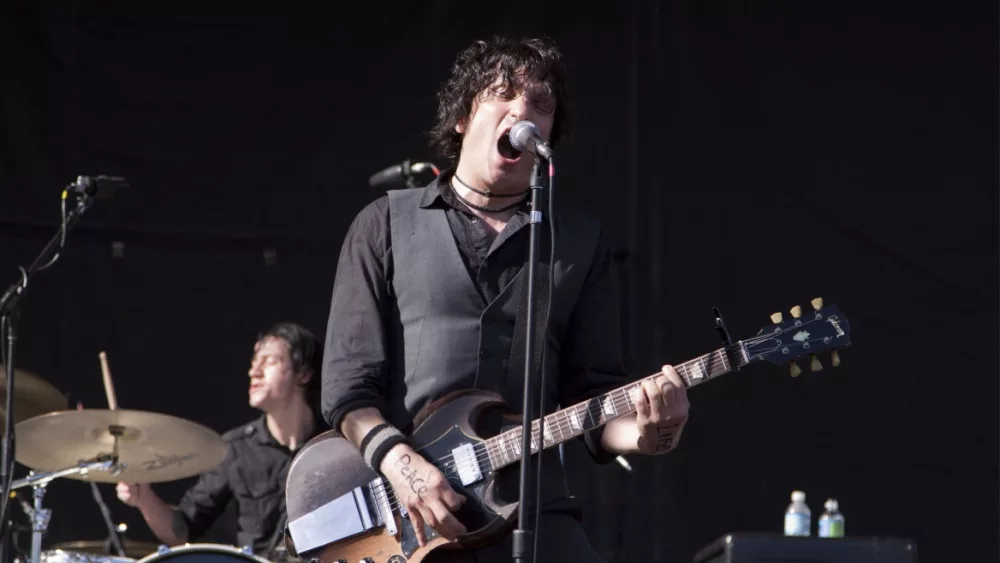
left=512, top=158, right=548, bottom=563
left=89, top=482, right=125, bottom=557
left=0, top=186, right=96, bottom=563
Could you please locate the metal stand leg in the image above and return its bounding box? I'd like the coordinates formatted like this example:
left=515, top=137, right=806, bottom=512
left=29, top=486, right=49, bottom=563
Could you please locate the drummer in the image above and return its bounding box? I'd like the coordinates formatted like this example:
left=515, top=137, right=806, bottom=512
left=116, top=322, right=326, bottom=557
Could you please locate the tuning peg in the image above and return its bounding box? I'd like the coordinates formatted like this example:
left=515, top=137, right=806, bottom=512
left=811, top=297, right=823, bottom=310
left=770, top=312, right=783, bottom=324
left=789, top=361, right=802, bottom=377
left=790, top=305, right=802, bottom=319
left=830, top=350, right=841, bottom=367
left=810, top=354, right=823, bottom=372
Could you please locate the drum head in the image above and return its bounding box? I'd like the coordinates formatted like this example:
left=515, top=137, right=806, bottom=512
left=41, top=550, right=135, bottom=563
left=137, top=545, right=270, bottom=563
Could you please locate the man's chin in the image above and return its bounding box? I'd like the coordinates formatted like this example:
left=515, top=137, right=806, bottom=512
left=490, top=164, right=532, bottom=191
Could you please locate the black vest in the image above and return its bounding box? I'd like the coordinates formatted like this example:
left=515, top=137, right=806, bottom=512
left=386, top=186, right=602, bottom=504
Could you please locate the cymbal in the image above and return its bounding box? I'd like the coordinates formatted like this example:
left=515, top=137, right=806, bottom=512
left=0, top=365, right=67, bottom=428
left=15, top=409, right=227, bottom=483
left=49, top=539, right=160, bottom=558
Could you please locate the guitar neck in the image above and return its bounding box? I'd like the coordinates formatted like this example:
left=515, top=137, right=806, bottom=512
left=483, top=343, right=747, bottom=471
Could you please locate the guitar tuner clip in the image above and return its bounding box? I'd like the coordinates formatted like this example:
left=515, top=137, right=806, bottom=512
left=713, top=307, right=732, bottom=346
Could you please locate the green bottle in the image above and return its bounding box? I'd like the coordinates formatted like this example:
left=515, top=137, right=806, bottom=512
left=818, top=498, right=845, bottom=538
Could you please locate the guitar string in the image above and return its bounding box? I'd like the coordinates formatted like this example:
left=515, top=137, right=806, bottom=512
left=433, top=321, right=823, bottom=468
left=435, top=351, right=732, bottom=468
left=457, top=316, right=836, bottom=467
left=365, top=366, right=799, bottom=513
left=377, top=354, right=731, bottom=500
left=366, top=323, right=834, bottom=514
left=431, top=354, right=731, bottom=471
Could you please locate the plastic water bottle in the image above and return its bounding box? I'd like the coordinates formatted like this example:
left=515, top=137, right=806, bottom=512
left=783, top=490, right=811, bottom=536
left=818, top=498, right=845, bottom=538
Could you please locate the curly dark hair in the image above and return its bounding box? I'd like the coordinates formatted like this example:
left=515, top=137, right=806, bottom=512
left=429, top=36, right=569, bottom=163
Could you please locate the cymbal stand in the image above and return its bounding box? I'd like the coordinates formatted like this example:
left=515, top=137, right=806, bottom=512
left=11, top=456, right=119, bottom=563
left=27, top=486, right=47, bottom=563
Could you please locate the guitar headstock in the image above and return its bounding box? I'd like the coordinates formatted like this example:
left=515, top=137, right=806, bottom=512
left=743, top=297, right=851, bottom=376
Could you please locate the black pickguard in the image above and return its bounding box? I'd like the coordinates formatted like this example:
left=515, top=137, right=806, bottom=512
left=396, top=425, right=501, bottom=557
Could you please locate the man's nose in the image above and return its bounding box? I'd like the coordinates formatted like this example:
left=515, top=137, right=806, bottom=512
left=508, top=95, right=531, bottom=123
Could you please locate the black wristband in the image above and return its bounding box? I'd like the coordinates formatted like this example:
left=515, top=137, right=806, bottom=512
left=368, top=433, right=407, bottom=475
left=360, top=423, right=407, bottom=474
left=359, top=423, right=392, bottom=454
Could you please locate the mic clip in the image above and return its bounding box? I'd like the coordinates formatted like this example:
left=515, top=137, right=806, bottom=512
left=68, top=175, right=128, bottom=199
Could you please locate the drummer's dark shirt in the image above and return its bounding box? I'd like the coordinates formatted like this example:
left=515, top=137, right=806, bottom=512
left=175, top=415, right=324, bottom=556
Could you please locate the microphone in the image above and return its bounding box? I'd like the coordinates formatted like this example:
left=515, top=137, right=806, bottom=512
left=69, top=175, right=128, bottom=199
left=368, top=160, right=438, bottom=190
left=509, top=120, right=553, bottom=159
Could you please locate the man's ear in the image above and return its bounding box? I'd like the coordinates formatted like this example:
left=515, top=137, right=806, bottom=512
left=297, top=370, right=313, bottom=387
left=455, top=119, right=466, bottom=134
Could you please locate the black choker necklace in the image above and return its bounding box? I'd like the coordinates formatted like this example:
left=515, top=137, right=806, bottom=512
left=450, top=183, right=526, bottom=213
left=453, top=174, right=530, bottom=198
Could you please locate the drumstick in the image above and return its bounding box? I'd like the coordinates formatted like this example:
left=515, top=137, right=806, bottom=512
left=98, top=351, right=119, bottom=410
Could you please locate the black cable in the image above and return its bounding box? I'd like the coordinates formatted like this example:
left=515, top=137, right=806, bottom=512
left=0, top=315, right=16, bottom=561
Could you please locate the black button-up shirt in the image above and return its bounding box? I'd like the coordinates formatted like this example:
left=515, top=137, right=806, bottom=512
left=176, top=416, right=324, bottom=556
left=322, top=171, right=625, bottom=462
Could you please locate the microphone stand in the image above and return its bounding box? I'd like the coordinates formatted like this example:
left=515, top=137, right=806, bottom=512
left=89, top=482, right=125, bottom=557
left=0, top=186, right=96, bottom=563
left=513, top=157, right=551, bottom=563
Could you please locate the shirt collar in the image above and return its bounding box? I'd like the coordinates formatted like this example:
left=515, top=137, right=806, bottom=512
left=418, top=168, right=532, bottom=215
left=418, top=170, right=451, bottom=209
left=250, top=414, right=325, bottom=448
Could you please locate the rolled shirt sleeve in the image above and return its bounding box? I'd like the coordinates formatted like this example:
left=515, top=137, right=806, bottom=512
left=321, top=197, right=394, bottom=432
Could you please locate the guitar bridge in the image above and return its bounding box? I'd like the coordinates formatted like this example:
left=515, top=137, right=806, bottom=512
left=286, top=479, right=396, bottom=555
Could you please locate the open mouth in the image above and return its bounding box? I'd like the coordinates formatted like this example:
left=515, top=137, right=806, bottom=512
left=497, top=129, right=523, bottom=162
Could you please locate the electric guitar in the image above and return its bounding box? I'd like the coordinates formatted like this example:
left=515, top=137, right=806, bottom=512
left=283, top=298, right=851, bottom=563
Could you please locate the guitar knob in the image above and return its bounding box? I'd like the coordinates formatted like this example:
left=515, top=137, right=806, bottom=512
left=790, top=305, right=802, bottom=319
left=811, top=297, right=823, bottom=310
left=810, top=354, right=823, bottom=372
left=830, top=350, right=841, bottom=367
left=770, top=312, right=783, bottom=324
left=789, top=362, right=802, bottom=377
left=359, top=559, right=375, bottom=563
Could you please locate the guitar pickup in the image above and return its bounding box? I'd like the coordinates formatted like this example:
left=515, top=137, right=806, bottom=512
left=452, top=443, right=483, bottom=486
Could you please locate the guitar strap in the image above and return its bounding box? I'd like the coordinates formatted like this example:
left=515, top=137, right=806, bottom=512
left=504, top=241, right=551, bottom=416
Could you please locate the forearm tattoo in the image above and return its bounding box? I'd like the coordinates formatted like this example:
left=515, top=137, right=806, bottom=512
left=396, top=454, right=429, bottom=500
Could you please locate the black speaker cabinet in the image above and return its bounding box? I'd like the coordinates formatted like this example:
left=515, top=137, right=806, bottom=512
left=693, top=533, right=918, bottom=563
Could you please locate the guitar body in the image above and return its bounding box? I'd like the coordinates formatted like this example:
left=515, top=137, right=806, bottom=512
left=286, top=390, right=518, bottom=563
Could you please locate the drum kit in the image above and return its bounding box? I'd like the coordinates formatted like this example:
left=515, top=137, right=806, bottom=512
left=2, top=363, right=278, bottom=563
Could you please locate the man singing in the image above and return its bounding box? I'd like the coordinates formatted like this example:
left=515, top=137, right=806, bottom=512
left=322, top=36, right=690, bottom=562
left=117, top=322, right=325, bottom=557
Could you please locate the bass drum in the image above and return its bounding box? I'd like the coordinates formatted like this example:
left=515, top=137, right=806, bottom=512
left=137, top=545, right=272, bottom=563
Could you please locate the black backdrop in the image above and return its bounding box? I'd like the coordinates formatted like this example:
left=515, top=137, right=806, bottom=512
left=1, top=1, right=996, bottom=562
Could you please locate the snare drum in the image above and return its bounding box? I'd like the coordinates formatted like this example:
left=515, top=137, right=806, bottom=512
left=136, top=545, right=271, bottom=563
left=39, top=550, right=135, bottom=563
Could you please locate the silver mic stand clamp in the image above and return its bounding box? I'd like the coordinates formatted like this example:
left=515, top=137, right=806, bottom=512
left=11, top=456, right=119, bottom=563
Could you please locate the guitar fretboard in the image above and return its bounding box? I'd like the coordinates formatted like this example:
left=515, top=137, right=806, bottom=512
left=483, top=345, right=743, bottom=470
